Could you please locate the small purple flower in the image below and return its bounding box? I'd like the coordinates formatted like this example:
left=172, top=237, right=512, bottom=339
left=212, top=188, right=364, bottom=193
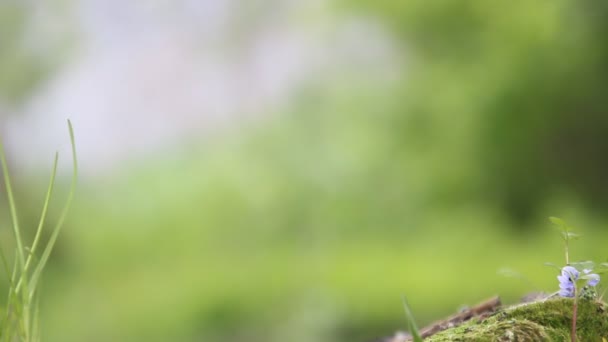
left=583, top=269, right=600, bottom=287
left=558, top=266, right=579, bottom=297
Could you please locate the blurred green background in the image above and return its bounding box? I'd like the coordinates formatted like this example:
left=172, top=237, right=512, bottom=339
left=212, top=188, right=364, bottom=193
left=2, top=0, right=608, bottom=341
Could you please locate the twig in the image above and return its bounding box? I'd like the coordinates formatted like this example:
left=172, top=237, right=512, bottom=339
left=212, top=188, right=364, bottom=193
left=418, top=296, right=501, bottom=339
left=378, top=296, right=501, bottom=342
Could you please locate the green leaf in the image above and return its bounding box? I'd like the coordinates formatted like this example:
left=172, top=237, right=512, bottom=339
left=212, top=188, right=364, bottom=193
left=561, top=231, right=580, bottom=241
left=402, top=296, right=422, bottom=342
left=544, top=262, right=560, bottom=270
left=571, top=261, right=595, bottom=270
left=593, top=263, right=608, bottom=274
left=566, top=232, right=580, bottom=239
left=549, top=216, right=566, bottom=227
left=581, top=274, right=600, bottom=282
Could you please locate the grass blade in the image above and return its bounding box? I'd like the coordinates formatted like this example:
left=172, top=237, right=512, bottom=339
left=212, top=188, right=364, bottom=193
left=31, top=291, right=40, bottom=342
left=402, top=295, right=423, bottom=342
left=28, top=152, right=59, bottom=268
left=14, top=152, right=58, bottom=294
left=29, top=120, right=78, bottom=298
left=0, top=142, right=25, bottom=270
left=4, top=251, right=20, bottom=342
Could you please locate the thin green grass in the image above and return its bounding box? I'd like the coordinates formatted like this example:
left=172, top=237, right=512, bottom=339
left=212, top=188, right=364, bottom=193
left=0, top=120, right=77, bottom=341
left=402, top=296, right=422, bottom=342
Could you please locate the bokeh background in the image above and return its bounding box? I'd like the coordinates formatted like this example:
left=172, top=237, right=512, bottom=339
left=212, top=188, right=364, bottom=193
left=2, top=1, right=608, bottom=341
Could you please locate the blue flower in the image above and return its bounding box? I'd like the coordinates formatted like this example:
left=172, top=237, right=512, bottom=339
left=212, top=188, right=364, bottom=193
left=583, top=269, right=600, bottom=287
left=557, top=266, right=579, bottom=297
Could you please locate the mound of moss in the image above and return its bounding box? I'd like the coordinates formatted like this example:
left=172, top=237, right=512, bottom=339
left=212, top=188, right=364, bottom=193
left=426, top=298, right=608, bottom=341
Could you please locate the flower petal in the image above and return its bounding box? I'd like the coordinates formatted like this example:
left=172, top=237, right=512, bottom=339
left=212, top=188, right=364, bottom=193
left=586, top=274, right=600, bottom=287
left=559, top=289, right=574, bottom=297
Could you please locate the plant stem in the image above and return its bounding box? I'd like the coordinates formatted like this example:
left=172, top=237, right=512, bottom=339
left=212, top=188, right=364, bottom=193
left=571, top=288, right=578, bottom=342
left=565, top=240, right=569, bottom=265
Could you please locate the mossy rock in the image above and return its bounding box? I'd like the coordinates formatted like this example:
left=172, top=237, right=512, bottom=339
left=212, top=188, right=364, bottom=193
left=426, top=298, right=608, bottom=341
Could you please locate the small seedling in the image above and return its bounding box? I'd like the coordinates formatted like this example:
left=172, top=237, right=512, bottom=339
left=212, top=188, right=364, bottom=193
left=549, top=216, right=579, bottom=265
left=549, top=217, right=607, bottom=342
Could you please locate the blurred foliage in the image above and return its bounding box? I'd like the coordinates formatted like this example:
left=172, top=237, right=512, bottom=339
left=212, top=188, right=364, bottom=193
left=1, top=1, right=608, bottom=342
left=350, top=0, right=608, bottom=223
left=0, top=3, right=50, bottom=105
left=39, top=83, right=608, bottom=342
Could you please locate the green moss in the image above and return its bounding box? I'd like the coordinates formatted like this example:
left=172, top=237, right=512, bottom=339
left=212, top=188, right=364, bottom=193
left=426, top=298, right=608, bottom=341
